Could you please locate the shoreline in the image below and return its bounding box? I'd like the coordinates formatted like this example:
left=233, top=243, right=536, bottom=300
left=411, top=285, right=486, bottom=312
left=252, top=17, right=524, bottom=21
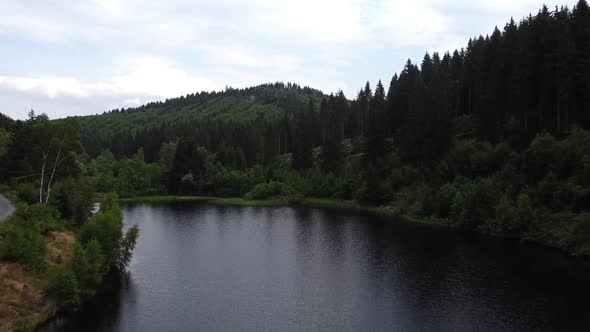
left=120, top=195, right=446, bottom=228
left=120, top=195, right=589, bottom=258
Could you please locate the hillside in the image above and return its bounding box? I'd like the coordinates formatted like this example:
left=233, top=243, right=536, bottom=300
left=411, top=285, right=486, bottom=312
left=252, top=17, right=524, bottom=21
left=77, top=83, right=325, bottom=162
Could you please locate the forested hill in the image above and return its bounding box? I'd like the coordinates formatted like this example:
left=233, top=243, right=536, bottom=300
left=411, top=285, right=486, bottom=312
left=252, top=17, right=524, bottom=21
left=78, top=1, right=590, bottom=168
left=0, top=112, right=14, bottom=129
left=78, top=82, right=326, bottom=162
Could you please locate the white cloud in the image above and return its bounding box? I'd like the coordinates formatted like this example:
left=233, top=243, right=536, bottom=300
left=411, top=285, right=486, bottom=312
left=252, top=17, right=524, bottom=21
left=375, top=1, right=451, bottom=46
left=253, top=0, right=368, bottom=42
left=123, top=97, right=142, bottom=106
left=93, top=0, right=128, bottom=16
left=0, top=3, right=66, bottom=42
left=0, top=55, right=217, bottom=99
left=0, top=76, right=92, bottom=98
left=109, top=55, right=218, bottom=97
left=0, top=0, right=582, bottom=118
left=204, top=46, right=299, bottom=71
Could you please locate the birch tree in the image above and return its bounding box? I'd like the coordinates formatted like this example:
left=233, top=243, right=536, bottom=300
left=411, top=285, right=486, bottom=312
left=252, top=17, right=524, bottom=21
left=32, top=115, right=82, bottom=204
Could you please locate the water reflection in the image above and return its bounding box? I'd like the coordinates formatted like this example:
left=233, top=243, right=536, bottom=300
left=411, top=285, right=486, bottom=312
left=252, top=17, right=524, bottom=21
left=39, top=202, right=590, bottom=332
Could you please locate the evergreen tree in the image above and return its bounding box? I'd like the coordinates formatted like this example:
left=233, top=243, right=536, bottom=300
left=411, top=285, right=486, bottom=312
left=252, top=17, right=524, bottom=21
left=292, top=99, right=314, bottom=170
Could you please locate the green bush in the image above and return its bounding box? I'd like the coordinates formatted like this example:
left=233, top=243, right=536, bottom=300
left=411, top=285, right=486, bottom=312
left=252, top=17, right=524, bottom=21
left=450, top=178, right=500, bottom=229
left=73, top=239, right=105, bottom=298
left=570, top=213, right=590, bottom=255
left=80, top=209, right=123, bottom=270
left=491, top=195, right=517, bottom=235
left=0, top=223, right=47, bottom=271
left=79, top=193, right=139, bottom=273
left=244, top=181, right=297, bottom=200
left=52, top=178, right=95, bottom=224
left=45, top=268, right=80, bottom=307
left=14, top=182, right=38, bottom=205
left=117, top=225, right=140, bottom=271
left=213, top=170, right=254, bottom=197
left=17, top=203, right=64, bottom=234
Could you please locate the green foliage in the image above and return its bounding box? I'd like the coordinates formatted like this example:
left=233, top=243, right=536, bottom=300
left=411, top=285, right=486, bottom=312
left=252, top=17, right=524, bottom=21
left=292, top=99, right=315, bottom=170
left=78, top=193, right=139, bottom=273
left=17, top=203, right=65, bottom=234
left=2, top=1, right=589, bottom=260
left=355, top=165, right=393, bottom=205
left=94, top=150, right=117, bottom=192
left=73, top=239, right=105, bottom=298
left=244, top=181, right=297, bottom=200
left=449, top=178, right=500, bottom=229
left=117, top=225, right=140, bottom=271
left=14, top=182, right=39, bottom=205
left=0, top=223, right=47, bottom=271
left=45, top=268, right=80, bottom=307
left=491, top=195, right=518, bottom=235
left=159, top=141, right=178, bottom=170
left=100, top=192, right=120, bottom=211
left=442, top=139, right=495, bottom=178
left=571, top=213, right=590, bottom=255
left=52, top=177, right=95, bottom=224
left=79, top=209, right=123, bottom=270
left=0, top=128, right=11, bottom=159
left=213, top=170, right=255, bottom=197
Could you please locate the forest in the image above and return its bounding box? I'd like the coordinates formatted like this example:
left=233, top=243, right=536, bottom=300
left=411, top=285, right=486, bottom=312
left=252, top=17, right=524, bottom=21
left=1, top=1, right=590, bottom=327
left=0, top=113, right=139, bottom=329
left=3, top=1, right=590, bottom=255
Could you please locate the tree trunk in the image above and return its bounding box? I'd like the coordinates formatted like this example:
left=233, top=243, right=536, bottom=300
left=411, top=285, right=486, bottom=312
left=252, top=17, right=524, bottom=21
left=39, top=153, right=47, bottom=203
left=45, top=146, right=62, bottom=205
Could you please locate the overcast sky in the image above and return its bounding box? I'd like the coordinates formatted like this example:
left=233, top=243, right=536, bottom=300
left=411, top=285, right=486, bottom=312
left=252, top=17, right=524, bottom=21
left=0, top=0, right=579, bottom=119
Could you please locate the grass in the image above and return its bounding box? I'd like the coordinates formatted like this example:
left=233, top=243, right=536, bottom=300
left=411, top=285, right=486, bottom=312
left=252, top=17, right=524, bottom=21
left=120, top=195, right=288, bottom=207
left=301, top=197, right=392, bottom=216
left=214, top=197, right=289, bottom=206
left=0, top=230, right=76, bottom=332
left=45, top=231, right=76, bottom=267
left=120, top=195, right=216, bottom=204
left=120, top=195, right=444, bottom=228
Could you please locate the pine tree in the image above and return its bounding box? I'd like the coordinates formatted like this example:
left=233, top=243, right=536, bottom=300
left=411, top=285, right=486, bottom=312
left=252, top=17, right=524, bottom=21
left=292, top=99, right=314, bottom=170
left=366, top=80, right=388, bottom=163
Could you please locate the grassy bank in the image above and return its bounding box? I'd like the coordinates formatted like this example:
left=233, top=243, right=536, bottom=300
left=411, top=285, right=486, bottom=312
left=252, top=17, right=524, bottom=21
left=120, top=195, right=443, bottom=228
left=120, top=195, right=216, bottom=204
left=0, top=231, right=75, bottom=331
left=121, top=195, right=290, bottom=207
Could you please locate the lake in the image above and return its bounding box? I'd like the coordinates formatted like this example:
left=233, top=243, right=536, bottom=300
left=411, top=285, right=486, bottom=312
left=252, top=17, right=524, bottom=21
left=39, top=202, right=590, bottom=331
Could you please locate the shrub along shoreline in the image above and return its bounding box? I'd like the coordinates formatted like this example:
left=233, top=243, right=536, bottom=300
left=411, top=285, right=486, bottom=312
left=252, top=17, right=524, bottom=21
left=0, top=193, right=139, bottom=331
left=121, top=194, right=590, bottom=257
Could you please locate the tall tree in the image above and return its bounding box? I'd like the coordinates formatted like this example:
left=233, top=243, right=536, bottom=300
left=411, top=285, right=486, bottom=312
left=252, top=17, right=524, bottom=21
left=292, top=99, right=314, bottom=170
left=366, top=80, right=388, bottom=163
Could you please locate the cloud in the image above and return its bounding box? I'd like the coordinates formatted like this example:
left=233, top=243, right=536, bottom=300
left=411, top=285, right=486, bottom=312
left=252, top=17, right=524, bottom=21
left=204, top=46, right=299, bottom=71
left=0, top=0, right=582, bottom=119
left=0, top=76, right=93, bottom=98
left=375, top=1, right=451, bottom=47
left=253, top=0, right=367, bottom=42
left=123, top=97, right=142, bottom=106
left=0, top=55, right=217, bottom=99
left=0, top=2, right=67, bottom=42
left=93, top=0, right=128, bottom=16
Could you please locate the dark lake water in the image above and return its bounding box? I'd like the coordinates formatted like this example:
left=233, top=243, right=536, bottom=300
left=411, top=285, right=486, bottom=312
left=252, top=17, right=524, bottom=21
left=40, top=202, right=590, bottom=331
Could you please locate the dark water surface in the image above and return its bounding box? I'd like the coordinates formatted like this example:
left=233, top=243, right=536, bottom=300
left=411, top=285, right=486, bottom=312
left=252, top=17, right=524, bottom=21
left=40, top=202, right=590, bottom=331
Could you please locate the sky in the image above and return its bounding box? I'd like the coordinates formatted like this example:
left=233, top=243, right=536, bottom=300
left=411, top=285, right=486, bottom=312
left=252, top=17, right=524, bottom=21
left=0, top=0, right=580, bottom=119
